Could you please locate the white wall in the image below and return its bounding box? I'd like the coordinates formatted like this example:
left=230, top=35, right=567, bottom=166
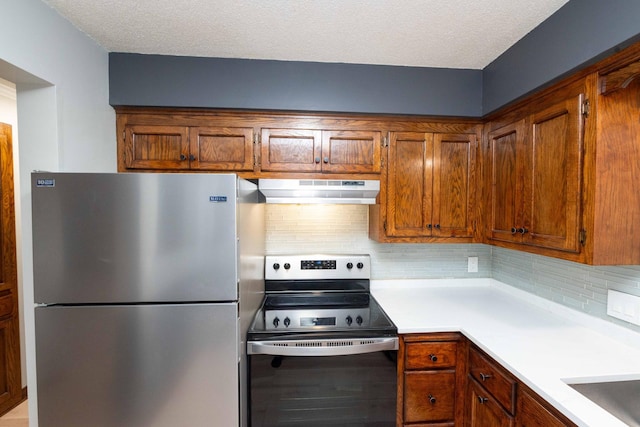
left=0, top=1, right=115, bottom=424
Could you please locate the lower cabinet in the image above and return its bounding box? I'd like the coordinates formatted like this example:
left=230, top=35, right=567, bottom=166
left=466, top=346, right=516, bottom=426
left=466, top=344, right=576, bottom=427
left=398, top=333, right=467, bottom=426
left=467, top=378, right=514, bottom=427
left=516, top=386, right=574, bottom=427
left=399, top=337, right=577, bottom=427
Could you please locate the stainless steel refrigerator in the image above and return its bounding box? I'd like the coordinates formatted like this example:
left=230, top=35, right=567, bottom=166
left=32, top=172, right=264, bottom=427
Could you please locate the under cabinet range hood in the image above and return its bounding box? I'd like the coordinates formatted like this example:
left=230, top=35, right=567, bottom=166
left=258, top=179, right=380, bottom=204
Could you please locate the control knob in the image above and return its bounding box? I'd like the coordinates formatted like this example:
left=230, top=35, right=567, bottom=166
left=284, top=263, right=291, bottom=270
left=357, top=262, right=364, bottom=269
left=346, top=315, right=353, bottom=326
left=346, top=262, right=353, bottom=269
left=273, top=317, right=280, bottom=328
left=284, top=317, right=291, bottom=327
left=273, top=263, right=280, bottom=270
left=356, top=315, right=363, bottom=325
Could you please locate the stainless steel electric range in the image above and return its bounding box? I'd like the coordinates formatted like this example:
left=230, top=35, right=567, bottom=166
left=247, top=254, right=397, bottom=427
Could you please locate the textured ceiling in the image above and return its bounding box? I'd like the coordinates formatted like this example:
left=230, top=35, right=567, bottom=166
left=42, top=0, right=569, bottom=69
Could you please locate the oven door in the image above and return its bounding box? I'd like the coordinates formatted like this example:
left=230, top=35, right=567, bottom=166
left=248, top=337, right=398, bottom=427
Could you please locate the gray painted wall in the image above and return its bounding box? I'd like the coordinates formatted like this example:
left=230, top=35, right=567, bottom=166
left=109, top=53, right=483, bottom=117
left=109, top=1, right=640, bottom=117
left=483, top=0, right=640, bottom=113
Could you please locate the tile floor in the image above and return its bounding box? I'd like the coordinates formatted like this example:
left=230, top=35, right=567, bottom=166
left=0, top=400, right=28, bottom=427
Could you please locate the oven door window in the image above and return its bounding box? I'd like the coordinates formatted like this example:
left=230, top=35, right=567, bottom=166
left=250, top=351, right=397, bottom=426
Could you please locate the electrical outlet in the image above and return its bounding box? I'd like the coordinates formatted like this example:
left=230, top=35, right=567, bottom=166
left=467, top=256, right=478, bottom=273
left=607, top=290, right=640, bottom=326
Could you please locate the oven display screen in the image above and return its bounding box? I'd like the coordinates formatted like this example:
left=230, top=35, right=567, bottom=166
left=301, top=260, right=336, bottom=270
left=300, top=317, right=335, bottom=326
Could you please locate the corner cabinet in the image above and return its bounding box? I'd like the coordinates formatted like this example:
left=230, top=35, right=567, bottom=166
left=485, top=79, right=586, bottom=258
left=398, top=333, right=467, bottom=426
left=370, top=123, right=482, bottom=243
left=487, top=89, right=584, bottom=253
left=484, top=41, right=640, bottom=265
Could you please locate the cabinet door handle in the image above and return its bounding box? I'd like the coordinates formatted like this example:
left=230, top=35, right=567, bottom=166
left=435, top=224, right=441, bottom=229
left=429, top=353, right=438, bottom=362
left=315, top=157, right=321, bottom=163
left=511, top=227, right=517, bottom=234
left=189, top=154, right=196, bottom=161
left=480, top=372, right=492, bottom=381
left=323, top=156, right=329, bottom=163
left=428, top=394, right=436, bottom=404
left=427, top=224, right=432, bottom=230
left=519, top=227, right=529, bottom=235
left=477, top=396, right=488, bottom=404
left=180, top=154, right=187, bottom=161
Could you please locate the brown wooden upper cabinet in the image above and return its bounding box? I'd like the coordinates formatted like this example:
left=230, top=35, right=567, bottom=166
left=260, top=128, right=381, bottom=174
left=124, top=124, right=255, bottom=171
left=385, top=131, right=476, bottom=239
left=487, top=89, right=585, bottom=254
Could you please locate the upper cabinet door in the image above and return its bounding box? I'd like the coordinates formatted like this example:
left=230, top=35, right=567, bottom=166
left=432, top=133, right=476, bottom=238
left=488, top=120, right=527, bottom=244
left=189, top=127, right=255, bottom=171
left=321, top=130, right=381, bottom=174
left=487, top=120, right=526, bottom=242
left=525, top=94, right=584, bottom=253
left=260, top=128, right=322, bottom=172
left=386, top=132, right=433, bottom=237
left=124, top=125, right=190, bottom=170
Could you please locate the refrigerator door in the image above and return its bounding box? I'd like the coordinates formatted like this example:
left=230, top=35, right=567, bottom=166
left=35, top=303, right=239, bottom=427
left=32, top=173, right=239, bottom=303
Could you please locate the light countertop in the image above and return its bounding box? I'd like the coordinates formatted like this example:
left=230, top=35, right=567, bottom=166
left=371, top=278, right=640, bottom=427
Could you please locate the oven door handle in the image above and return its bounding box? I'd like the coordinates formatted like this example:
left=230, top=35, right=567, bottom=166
left=247, top=337, right=398, bottom=356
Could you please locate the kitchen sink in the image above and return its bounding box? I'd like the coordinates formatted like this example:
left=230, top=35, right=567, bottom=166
left=568, top=380, right=640, bottom=426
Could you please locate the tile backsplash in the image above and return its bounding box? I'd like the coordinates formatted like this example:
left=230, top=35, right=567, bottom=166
left=266, top=204, right=640, bottom=333
left=266, top=204, right=491, bottom=278
left=492, top=247, right=640, bottom=333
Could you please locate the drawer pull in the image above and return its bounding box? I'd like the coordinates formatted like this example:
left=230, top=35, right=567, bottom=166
left=477, top=396, right=488, bottom=404
left=429, top=353, right=438, bottom=362
left=428, top=394, right=436, bottom=404
left=480, top=372, right=492, bottom=381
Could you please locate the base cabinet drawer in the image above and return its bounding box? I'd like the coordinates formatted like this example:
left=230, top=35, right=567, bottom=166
left=405, top=342, right=458, bottom=370
left=404, top=370, right=456, bottom=423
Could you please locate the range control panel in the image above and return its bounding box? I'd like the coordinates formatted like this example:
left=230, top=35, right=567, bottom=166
left=301, top=259, right=336, bottom=270
left=265, top=254, right=371, bottom=280
left=265, top=307, right=371, bottom=330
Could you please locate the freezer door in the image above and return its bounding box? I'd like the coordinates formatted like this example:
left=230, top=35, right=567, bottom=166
left=35, top=303, right=239, bottom=427
left=32, top=173, right=240, bottom=303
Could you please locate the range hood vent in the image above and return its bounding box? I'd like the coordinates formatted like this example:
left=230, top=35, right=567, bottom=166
left=258, top=179, right=380, bottom=204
